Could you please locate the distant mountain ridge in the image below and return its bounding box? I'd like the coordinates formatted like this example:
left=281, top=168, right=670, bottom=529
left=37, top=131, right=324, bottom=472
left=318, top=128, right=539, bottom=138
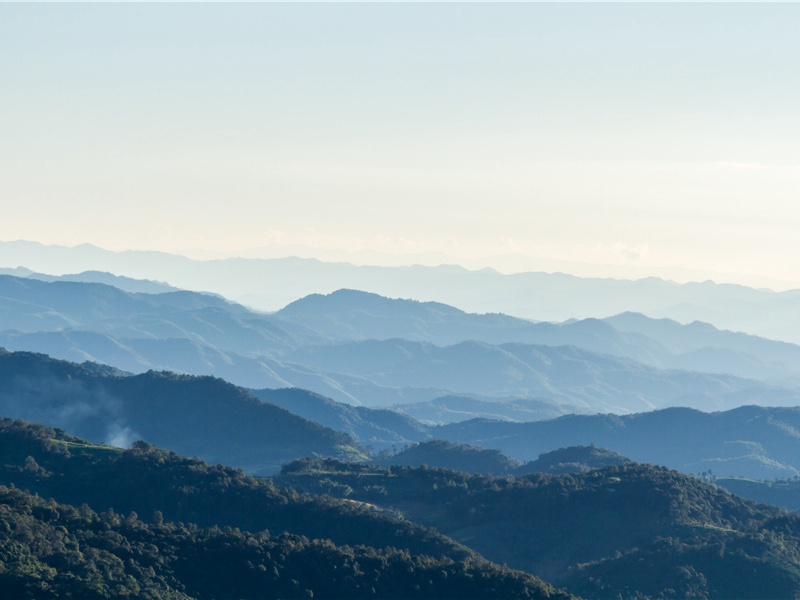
left=254, top=385, right=800, bottom=482
left=435, top=405, right=800, bottom=479
left=5, top=275, right=800, bottom=412
left=5, top=239, right=800, bottom=343
left=0, top=266, right=177, bottom=294
left=390, top=395, right=585, bottom=424
left=284, top=337, right=800, bottom=412
left=251, top=387, right=430, bottom=449
left=277, top=289, right=800, bottom=385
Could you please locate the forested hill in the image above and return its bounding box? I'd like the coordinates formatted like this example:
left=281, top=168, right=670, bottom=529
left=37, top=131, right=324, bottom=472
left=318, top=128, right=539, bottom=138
left=376, top=439, right=520, bottom=474
left=0, top=349, right=363, bottom=474
left=279, top=458, right=800, bottom=599
left=515, top=444, right=631, bottom=475
left=0, top=420, right=569, bottom=600
left=0, top=417, right=465, bottom=562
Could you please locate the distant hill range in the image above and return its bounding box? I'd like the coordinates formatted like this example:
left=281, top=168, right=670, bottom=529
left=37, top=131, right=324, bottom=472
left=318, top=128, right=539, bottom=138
left=251, top=387, right=430, bottom=449
left=434, top=405, right=800, bottom=479
left=3, top=275, right=800, bottom=413
left=0, top=266, right=178, bottom=294
left=390, top=394, right=583, bottom=424
left=3, top=269, right=800, bottom=481
left=0, top=349, right=363, bottom=474
left=5, top=346, right=800, bottom=481
left=5, top=239, right=800, bottom=343
left=251, top=386, right=800, bottom=481
left=277, top=289, right=800, bottom=386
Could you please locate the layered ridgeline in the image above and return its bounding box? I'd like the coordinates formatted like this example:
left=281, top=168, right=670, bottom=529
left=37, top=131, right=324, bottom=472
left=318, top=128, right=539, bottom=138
left=0, top=349, right=364, bottom=474
left=4, top=346, right=800, bottom=481
left=373, top=441, right=631, bottom=476
left=6, top=240, right=800, bottom=344
left=279, top=458, right=800, bottom=599
left=0, top=266, right=178, bottom=294
left=0, top=419, right=566, bottom=600
left=252, top=386, right=800, bottom=481
left=3, top=275, right=800, bottom=410
left=276, top=289, right=800, bottom=385
left=432, top=406, right=800, bottom=480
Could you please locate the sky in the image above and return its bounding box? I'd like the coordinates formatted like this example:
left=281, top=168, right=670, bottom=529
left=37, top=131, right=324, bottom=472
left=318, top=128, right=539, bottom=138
left=2, top=3, right=800, bottom=288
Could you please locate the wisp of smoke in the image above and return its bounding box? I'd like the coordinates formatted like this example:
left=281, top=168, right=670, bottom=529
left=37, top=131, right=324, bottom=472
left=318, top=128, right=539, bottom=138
left=105, top=423, right=141, bottom=449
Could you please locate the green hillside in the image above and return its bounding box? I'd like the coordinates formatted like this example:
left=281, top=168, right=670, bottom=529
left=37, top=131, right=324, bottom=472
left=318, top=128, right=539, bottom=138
left=278, top=459, right=800, bottom=599
left=0, top=484, right=568, bottom=600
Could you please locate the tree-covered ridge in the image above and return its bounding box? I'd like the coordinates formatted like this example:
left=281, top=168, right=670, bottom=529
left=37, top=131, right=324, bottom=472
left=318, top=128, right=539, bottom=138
left=376, top=439, right=520, bottom=474
left=0, top=485, right=571, bottom=600
left=0, top=418, right=469, bottom=562
left=374, top=441, right=630, bottom=476
left=515, top=445, right=632, bottom=475
left=278, top=459, right=800, bottom=599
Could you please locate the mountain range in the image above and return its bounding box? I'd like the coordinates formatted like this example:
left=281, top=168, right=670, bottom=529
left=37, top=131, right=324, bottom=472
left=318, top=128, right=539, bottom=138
left=5, top=239, right=800, bottom=343
left=434, top=405, right=800, bottom=479
left=3, top=344, right=799, bottom=481
left=3, top=274, right=800, bottom=414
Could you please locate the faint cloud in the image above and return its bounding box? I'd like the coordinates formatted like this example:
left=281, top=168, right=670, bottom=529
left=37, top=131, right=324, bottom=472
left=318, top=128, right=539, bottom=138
left=496, top=237, right=524, bottom=253
left=594, top=242, right=650, bottom=262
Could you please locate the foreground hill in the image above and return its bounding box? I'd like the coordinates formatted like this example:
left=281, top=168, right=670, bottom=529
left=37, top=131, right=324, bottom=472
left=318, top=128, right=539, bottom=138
left=0, top=419, right=566, bottom=599
left=435, top=405, right=800, bottom=479
left=279, top=459, right=800, bottom=599
left=0, top=349, right=363, bottom=474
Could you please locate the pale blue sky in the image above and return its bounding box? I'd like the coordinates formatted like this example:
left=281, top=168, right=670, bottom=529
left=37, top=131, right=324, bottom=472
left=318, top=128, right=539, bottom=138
left=2, top=3, right=800, bottom=287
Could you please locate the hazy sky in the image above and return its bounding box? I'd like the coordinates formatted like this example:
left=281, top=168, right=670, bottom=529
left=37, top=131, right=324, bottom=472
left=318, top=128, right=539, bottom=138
left=3, top=3, right=800, bottom=287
